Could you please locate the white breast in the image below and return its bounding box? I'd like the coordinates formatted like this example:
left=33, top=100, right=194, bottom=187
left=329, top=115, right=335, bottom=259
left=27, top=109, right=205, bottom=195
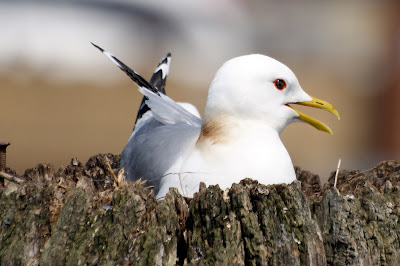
left=156, top=121, right=296, bottom=198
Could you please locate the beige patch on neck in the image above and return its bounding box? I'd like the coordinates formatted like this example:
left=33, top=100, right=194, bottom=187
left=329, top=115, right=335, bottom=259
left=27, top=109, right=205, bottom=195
left=196, top=118, right=231, bottom=146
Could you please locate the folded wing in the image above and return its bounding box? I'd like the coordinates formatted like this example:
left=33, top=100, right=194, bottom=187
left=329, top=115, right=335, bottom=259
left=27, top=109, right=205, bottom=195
left=92, top=43, right=202, bottom=191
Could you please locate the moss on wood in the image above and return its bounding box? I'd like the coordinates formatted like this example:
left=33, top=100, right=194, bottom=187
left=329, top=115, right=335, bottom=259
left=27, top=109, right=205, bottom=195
left=1, top=154, right=400, bottom=265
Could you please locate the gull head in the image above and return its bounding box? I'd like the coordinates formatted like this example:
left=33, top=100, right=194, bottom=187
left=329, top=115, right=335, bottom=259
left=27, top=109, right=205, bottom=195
left=203, top=54, right=339, bottom=134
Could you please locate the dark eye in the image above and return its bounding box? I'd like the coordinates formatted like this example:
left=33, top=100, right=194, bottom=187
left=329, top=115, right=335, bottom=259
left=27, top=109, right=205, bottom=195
left=273, top=79, right=286, bottom=90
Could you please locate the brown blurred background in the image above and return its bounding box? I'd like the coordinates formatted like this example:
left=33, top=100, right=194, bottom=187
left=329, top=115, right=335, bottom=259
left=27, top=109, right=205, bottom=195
left=1, top=0, right=399, bottom=183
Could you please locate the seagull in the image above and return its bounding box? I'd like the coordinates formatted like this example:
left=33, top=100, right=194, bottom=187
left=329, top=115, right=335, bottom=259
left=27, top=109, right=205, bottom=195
left=92, top=43, right=340, bottom=199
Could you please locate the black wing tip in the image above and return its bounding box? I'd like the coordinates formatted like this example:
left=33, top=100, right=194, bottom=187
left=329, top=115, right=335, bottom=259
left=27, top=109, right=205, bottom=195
left=92, top=43, right=161, bottom=96
left=91, top=42, right=105, bottom=53
left=158, top=53, right=171, bottom=66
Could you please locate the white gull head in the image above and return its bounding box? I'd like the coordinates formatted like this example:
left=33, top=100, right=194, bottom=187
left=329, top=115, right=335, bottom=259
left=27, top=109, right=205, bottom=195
left=204, top=54, right=312, bottom=134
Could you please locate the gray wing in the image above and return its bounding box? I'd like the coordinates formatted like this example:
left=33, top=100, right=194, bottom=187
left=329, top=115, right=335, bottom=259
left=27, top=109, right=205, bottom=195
left=93, top=43, right=202, bottom=191
left=124, top=86, right=202, bottom=191
left=121, top=124, right=200, bottom=193
left=121, top=87, right=202, bottom=190
left=138, top=87, right=202, bottom=127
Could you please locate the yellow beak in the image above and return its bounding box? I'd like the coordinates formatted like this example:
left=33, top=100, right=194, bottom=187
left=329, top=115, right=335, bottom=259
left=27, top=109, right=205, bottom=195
left=290, top=96, right=340, bottom=135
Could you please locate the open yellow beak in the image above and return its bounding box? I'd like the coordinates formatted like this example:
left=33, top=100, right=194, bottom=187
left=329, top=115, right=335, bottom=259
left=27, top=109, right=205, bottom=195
left=290, top=96, right=340, bottom=135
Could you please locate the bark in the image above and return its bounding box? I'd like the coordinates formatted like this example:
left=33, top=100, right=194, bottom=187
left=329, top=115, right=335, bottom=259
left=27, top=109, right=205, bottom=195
left=1, top=154, right=400, bottom=265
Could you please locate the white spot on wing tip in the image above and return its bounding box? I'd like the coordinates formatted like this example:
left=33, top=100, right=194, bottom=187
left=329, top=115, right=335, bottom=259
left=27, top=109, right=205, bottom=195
left=103, top=50, right=122, bottom=68
left=154, top=57, right=171, bottom=79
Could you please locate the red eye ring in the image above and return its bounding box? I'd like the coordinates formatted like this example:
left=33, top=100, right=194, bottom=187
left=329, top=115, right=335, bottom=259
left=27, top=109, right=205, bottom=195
left=273, top=79, right=286, bottom=90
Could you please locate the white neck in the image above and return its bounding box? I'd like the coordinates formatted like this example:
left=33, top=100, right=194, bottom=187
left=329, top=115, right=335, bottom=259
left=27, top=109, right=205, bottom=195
left=197, top=115, right=281, bottom=147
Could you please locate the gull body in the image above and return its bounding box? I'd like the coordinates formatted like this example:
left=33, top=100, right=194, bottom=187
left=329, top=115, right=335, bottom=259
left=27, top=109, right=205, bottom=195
left=93, top=44, right=339, bottom=199
left=154, top=55, right=311, bottom=197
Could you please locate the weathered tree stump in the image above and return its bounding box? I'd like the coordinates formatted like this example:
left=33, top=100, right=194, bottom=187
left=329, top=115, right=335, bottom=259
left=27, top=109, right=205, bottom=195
left=1, top=154, right=399, bottom=265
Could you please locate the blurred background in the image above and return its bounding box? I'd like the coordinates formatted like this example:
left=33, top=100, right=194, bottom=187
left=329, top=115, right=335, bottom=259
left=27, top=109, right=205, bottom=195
left=1, top=0, right=399, bottom=182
